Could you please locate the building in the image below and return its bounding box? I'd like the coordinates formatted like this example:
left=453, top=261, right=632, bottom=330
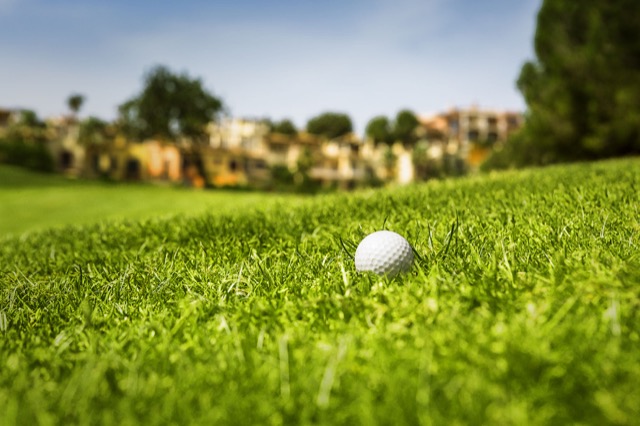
left=311, top=133, right=366, bottom=188
left=207, top=118, right=367, bottom=189
left=2, top=106, right=523, bottom=189
left=46, top=116, right=84, bottom=175
left=84, top=137, right=185, bottom=184
left=359, top=107, right=524, bottom=184
left=419, top=107, right=524, bottom=169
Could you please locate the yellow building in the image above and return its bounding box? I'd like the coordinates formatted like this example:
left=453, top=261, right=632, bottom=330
left=84, top=137, right=184, bottom=184
left=207, top=118, right=367, bottom=189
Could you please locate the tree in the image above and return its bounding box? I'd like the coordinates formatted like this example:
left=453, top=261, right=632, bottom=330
left=117, top=65, right=225, bottom=143
left=505, top=0, right=640, bottom=166
left=0, top=110, right=53, bottom=172
left=5, top=110, right=47, bottom=143
left=78, top=117, right=112, bottom=146
left=271, top=119, right=298, bottom=136
left=306, top=112, right=353, bottom=139
left=392, top=109, right=419, bottom=146
left=365, top=110, right=419, bottom=145
left=365, top=116, right=392, bottom=144
left=67, top=94, right=85, bottom=117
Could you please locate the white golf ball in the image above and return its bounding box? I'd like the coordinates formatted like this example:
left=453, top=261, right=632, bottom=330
left=355, top=230, right=414, bottom=277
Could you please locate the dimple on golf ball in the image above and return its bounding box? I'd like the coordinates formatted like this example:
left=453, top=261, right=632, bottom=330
left=355, top=230, right=414, bottom=277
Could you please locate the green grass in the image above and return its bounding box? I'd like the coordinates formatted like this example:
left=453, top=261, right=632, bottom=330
left=1, top=158, right=639, bottom=425
left=0, top=165, right=297, bottom=237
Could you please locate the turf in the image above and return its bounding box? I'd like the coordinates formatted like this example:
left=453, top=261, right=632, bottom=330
left=0, top=165, right=297, bottom=237
left=1, top=158, right=639, bottom=425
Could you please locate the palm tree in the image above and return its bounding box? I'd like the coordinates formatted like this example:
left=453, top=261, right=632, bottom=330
left=67, top=94, right=85, bottom=118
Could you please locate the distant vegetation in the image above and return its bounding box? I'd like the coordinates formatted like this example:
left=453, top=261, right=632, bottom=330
left=117, top=65, right=225, bottom=144
left=306, top=112, right=354, bottom=139
left=268, top=118, right=298, bottom=136
left=365, top=109, right=420, bottom=147
left=0, top=110, right=54, bottom=173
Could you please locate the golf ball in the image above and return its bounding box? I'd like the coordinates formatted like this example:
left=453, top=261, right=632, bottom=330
left=355, top=230, right=414, bottom=277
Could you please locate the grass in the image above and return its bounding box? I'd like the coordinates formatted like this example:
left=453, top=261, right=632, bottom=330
left=0, top=165, right=297, bottom=237
left=1, top=158, right=639, bottom=425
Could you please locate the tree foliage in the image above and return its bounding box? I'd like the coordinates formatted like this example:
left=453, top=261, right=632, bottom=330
left=365, top=110, right=419, bottom=145
left=67, top=94, right=85, bottom=117
left=392, top=109, right=419, bottom=145
left=78, top=117, right=112, bottom=146
left=4, top=110, right=47, bottom=144
left=270, top=119, right=298, bottom=136
left=118, top=65, right=225, bottom=143
left=0, top=110, right=53, bottom=172
left=365, top=116, right=392, bottom=145
left=306, top=112, right=353, bottom=139
left=495, top=0, right=640, bottom=167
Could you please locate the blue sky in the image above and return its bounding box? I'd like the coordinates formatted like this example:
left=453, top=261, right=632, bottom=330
left=0, top=0, right=541, bottom=134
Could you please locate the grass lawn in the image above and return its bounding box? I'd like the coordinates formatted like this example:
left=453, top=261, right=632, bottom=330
left=0, top=165, right=297, bottom=237
left=1, top=158, right=639, bottom=425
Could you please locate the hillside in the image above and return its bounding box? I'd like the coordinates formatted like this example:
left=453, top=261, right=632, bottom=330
left=1, top=159, right=639, bottom=425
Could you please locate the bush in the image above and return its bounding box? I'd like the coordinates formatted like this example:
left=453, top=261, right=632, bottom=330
left=0, top=139, right=54, bottom=173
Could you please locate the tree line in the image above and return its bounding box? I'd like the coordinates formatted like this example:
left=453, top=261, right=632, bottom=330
left=0, top=64, right=424, bottom=174
left=2, top=64, right=422, bottom=148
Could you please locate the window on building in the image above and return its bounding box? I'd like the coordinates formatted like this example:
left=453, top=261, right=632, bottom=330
left=468, top=130, right=479, bottom=141
left=229, top=159, right=238, bottom=171
left=487, top=132, right=498, bottom=143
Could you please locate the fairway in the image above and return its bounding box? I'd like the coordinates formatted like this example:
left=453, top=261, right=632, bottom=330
left=1, top=158, right=639, bottom=425
left=0, top=165, right=297, bottom=237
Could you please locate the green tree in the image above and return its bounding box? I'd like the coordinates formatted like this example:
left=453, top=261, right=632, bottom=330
left=508, top=0, right=640, bottom=166
left=5, top=110, right=47, bottom=143
left=67, top=94, right=85, bottom=117
left=392, top=109, right=419, bottom=146
left=0, top=110, right=53, bottom=172
left=365, top=116, right=392, bottom=145
left=306, top=112, right=353, bottom=139
left=118, top=65, right=225, bottom=143
left=271, top=119, right=298, bottom=136
left=78, top=117, right=112, bottom=146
